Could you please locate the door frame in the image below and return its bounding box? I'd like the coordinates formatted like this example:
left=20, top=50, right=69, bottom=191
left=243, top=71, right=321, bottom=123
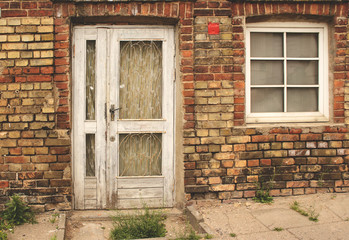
left=72, top=25, right=176, bottom=209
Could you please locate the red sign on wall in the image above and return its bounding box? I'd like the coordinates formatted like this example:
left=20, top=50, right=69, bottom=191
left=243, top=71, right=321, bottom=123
left=208, top=22, right=220, bottom=35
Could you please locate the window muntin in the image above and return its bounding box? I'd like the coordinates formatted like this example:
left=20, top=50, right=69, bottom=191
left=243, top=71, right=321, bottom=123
left=246, top=23, right=329, bottom=123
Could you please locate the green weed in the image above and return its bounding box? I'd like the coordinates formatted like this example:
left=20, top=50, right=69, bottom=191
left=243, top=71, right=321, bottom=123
left=0, top=230, right=7, bottom=240
left=1, top=195, right=36, bottom=226
left=253, top=169, right=276, bottom=204
left=230, top=233, right=237, bottom=237
left=290, top=201, right=319, bottom=222
left=273, top=227, right=284, bottom=231
left=50, top=234, right=57, bottom=240
left=110, top=208, right=166, bottom=240
left=50, top=213, right=59, bottom=224
left=204, top=233, right=214, bottom=239
left=174, top=228, right=200, bottom=240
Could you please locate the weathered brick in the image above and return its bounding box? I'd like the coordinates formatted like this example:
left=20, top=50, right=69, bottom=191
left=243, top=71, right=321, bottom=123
left=239, top=151, right=263, bottom=160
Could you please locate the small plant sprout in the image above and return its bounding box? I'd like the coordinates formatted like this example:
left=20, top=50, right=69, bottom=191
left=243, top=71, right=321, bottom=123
left=273, top=227, right=284, bottom=232
left=50, top=213, right=60, bottom=224
left=308, top=206, right=319, bottom=222
left=175, top=223, right=200, bottom=240
left=252, top=168, right=276, bottom=204
left=230, top=233, right=237, bottom=237
left=204, top=233, right=214, bottom=239
left=290, top=201, right=319, bottom=222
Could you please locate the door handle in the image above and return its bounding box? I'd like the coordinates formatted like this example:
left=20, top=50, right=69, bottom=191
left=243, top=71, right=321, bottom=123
left=109, top=104, right=120, bottom=121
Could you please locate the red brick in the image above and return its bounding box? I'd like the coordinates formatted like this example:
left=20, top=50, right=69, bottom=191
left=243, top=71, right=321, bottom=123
left=5, top=156, right=30, bottom=164
left=252, top=135, right=275, bottom=142
left=0, top=181, right=9, bottom=188
left=2, top=10, right=27, bottom=17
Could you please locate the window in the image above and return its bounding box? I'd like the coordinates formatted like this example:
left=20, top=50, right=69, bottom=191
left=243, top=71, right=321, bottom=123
left=246, top=22, right=329, bottom=123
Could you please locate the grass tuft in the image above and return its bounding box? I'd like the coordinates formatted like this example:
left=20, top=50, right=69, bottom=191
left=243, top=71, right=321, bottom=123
left=290, top=201, right=319, bottom=222
left=110, top=208, right=166, bottom=240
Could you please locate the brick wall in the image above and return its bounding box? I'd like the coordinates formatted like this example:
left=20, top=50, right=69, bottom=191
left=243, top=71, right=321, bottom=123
left=0, top=1, right=71, bottom=211
left=0, top=0, right=348, bottom=209
left=184, top=1, right=349, bottom=201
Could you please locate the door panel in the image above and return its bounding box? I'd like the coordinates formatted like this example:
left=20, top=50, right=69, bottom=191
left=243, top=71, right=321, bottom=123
left=73, top=26, right=175, bottom=209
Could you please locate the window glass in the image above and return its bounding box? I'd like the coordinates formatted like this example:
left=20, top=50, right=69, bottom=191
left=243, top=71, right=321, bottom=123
left=251, top=60, right=284, bottom=85
left=119, top=133, right=162, bottom=176
left=287, top=60, right=318, bottom=85
left=251, top=88, right=284, bottom=112
left=119, top=41, right=162, bottom=119
left=287, top=33, right=318, bottom=58
left=251, top=33, right=283, bottom=57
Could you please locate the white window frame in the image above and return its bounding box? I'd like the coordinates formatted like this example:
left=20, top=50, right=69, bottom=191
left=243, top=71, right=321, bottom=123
left=246, top=22, right=329, bottom=123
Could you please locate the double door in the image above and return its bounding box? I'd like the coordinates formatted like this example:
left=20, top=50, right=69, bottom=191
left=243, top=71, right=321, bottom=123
left=73, top=26, right=175, bottom=209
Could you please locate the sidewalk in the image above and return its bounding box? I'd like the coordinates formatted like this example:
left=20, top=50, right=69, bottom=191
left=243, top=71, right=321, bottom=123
left=193, top=192, right=349, bottom=240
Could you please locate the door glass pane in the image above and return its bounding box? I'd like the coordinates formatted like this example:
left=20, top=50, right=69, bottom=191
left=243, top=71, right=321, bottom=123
left=251, top=33, right=283, bottom=57
left=287, top=61, right=318, bottom=85
left=287, top=88, right=318, bottom=112
left=251, top=60, right=283, bottom=85
left=119, top=41, right=162, bottom=119
left=251, top=88, right=284, bottom=112
left=86, top=134, right=95, bottom=177
left=119, top=133, right=162, bottom=176
left=86, top=40, right=96, bottom=120
left=287, top=33, right=318, bottom=58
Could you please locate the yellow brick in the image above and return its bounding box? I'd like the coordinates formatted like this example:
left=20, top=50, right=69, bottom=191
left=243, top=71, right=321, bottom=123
left=28, top=42, right=53, bottom=50
left=42, top=107, right=54, bottom=113
left=8, top=52, right=20, bottom=59
left=33, top=51, right=41, bottom=58
left=16, top=26, right=37, bottom=33
left=2, top=43, right=27, bottom=50
left=30, top=59, right=53, bottom=66
left=8, top=35, right=21, bottom=42
left=0, top=53, right=7, bottom=59
left=8, top=19, right=21, bottom=26
left=21, top=52, right=33, bottom=58
left=34, top=83, right=41, bottom=89
left=1, top=60, right=15, bottom=67
left=41, top=34, right=54, bottom=41
left=8, top=83, right=20, bottom=90
left=0, top=26, right=15, bottom=34
left=0, top=19, right=7, bottom=26
left=38, top=26, right=54, bottom=33
left=16, top=59, right=29, bottom=67
left=22, top=35, right=35, bottom=42
left=41, top=83, right=52, bottom=89
left=41, top=50, right=53, bottom=58
left=35, top=34, right=41, bottom=41
left=21, top=18, right=41, bottom=25
left=41, top=18, right=54, bottom=25
left=21, top=83, right=34, bottom=90
left=0, top=35, right=7, bottom=42
left=220, top=33, right=232, bottom=40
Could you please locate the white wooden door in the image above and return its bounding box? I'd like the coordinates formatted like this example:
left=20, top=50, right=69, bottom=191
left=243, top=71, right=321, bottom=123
left=73, top=26, right=175, bottom=209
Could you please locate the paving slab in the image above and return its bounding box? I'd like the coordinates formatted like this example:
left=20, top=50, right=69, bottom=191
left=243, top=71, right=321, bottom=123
left=236, top=230, right=299, bottom=240
left=7, top=212, right=64, bottom=240
left=288, top=221, right=349, bottom=240
left=324, top=194, right=349, bottom=220
left=194, top=192, right=349, bottom=240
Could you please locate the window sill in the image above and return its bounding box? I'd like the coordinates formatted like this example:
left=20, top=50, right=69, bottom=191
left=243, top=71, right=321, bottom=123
left=235, top=122, right=345, bottom=129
